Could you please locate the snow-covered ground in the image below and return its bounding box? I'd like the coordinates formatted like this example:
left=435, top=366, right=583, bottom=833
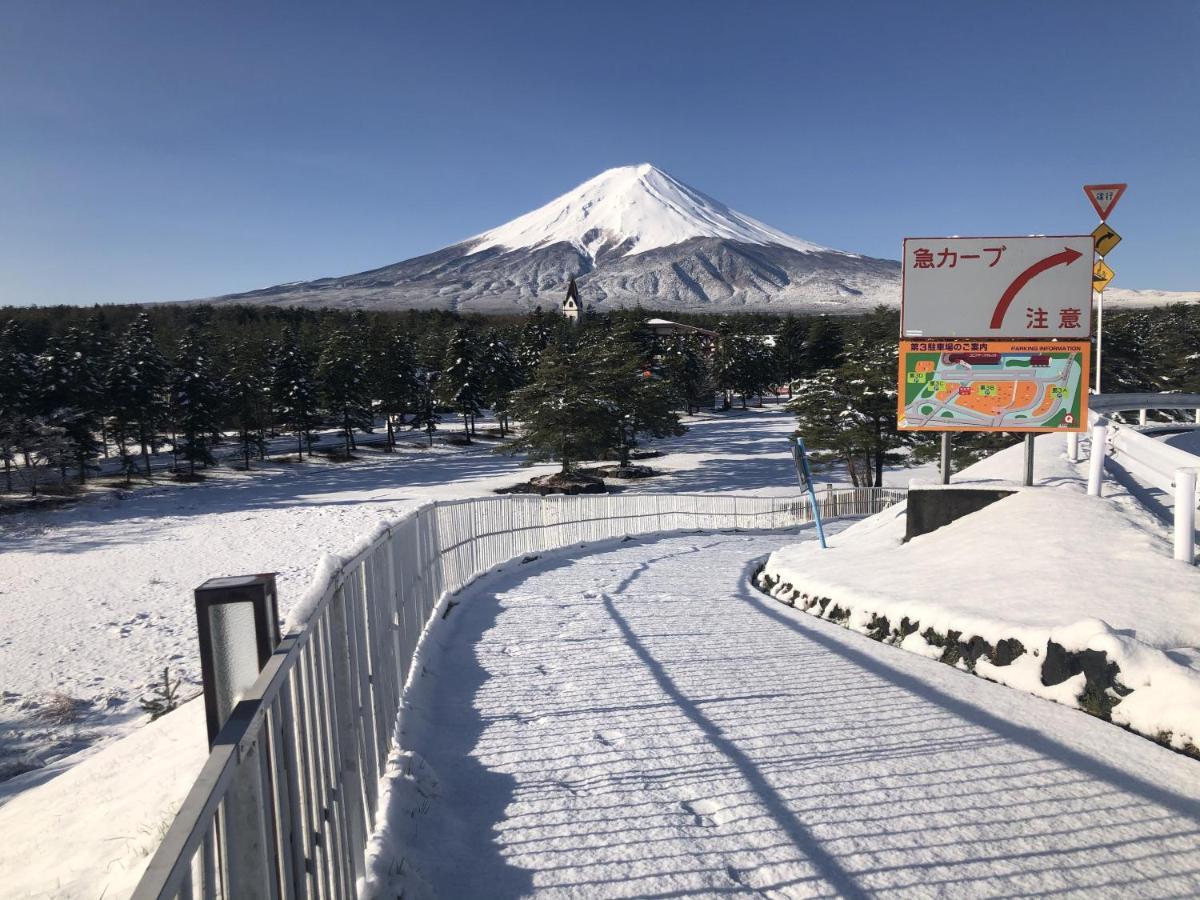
left=759, top=431, right=1200, bottom=751
left=2, top=397, right=1192, bottom=898
left=1163, top=428, right=1200, bottom=455
left=365, top=530, right=1200, bottom=898
left=0, top=438, right=555, bottom=788
left=0, top=399, right=927, bottom=795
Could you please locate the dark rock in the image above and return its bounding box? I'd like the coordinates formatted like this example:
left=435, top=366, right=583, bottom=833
left=496, top=473, right=608, bottom=495
left=866, top=614, right=891, bottom=642
left=1041, top=641, right=1128, bottom=719
left=960, top=635, right=993, bottom=668
left=991, top=638, right=1026, bottom=667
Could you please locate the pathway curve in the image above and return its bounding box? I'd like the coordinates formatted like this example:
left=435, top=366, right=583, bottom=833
left=368, top=530, right=1200, bottom=899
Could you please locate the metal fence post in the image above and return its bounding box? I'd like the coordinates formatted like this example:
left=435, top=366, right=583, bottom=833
left=1088, top=424, right=1108, bottom=497
left=223, top=719, right=276, bottom=899
left=1175, top=469, right=1197, bottom=564
left=327, top=583, right=368, bottom=885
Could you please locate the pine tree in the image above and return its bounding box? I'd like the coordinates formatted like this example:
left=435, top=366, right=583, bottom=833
left=510, top=345, right=620, bottom=474
left=107, top=313, right=170, bottom=478
left=34, top=327, right=106, bottom=483
left=3, top=331, right=76, bottom=496
left=740, top=338, right=776, bottom=407
left=838, top=335, right=905, bottom=486
left=801, top=316, right=844, bottom=375
left=1158, top=306, right=1200, bottom=397
left=438, top=327, right=484, bottom=437
left=257, top=336, right=280, bottom=443
left=14, top=417, right=73, bottom=497
left=271, top=329, right=320, bottom=460
left=371, top=329, right=420, bottom=451
left=583, top=325, right=684, bottom=465
left=480, top=330, right=523, bottom=437
left=789, top=369, right=870, bottom=485
left=225, top=342, right=270, bottom=469
left=409, top=370, right=441, bottom=446
left=711, top=332, right=743, bottom=409
left=712, top=333, right=773, bottom=408
left=772, top=316, right=808, bottom=396
left=0, top=321, right=35, bottom=493
left=170, top=327, right=224, bottom=475
left=657, top=334, right=711, bottom=415
left=516, top=309, right=554, bottom=376
left=317, top=328, right=374, bottom=456
left=788, top=309, right=905, bottom=487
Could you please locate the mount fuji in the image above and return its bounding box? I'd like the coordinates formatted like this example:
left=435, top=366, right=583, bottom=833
left=205, top=164, right=903, bottom=314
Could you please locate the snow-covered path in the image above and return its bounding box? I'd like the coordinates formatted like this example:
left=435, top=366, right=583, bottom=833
left=372, top=530, right=1200, bottom=898
left=0, top=399, right=934, bottom=793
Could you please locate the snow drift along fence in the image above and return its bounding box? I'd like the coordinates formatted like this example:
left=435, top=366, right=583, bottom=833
left=132, top=488, right=904, bottom=900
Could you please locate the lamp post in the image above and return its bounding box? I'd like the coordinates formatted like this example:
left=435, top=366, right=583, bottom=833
left=194, top=573, right=281, bottom=899
left=194, top=573, right=280, bottom=745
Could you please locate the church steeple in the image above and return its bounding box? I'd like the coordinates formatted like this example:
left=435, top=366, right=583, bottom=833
left=562, top=276, right=581, bottom=324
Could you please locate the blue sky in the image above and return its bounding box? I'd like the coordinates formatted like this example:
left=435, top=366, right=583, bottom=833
left=2, top=1, right=1197, bottom=305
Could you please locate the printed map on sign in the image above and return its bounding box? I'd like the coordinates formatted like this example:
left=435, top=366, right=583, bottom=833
left=898, top=340, right=1090, bottom=432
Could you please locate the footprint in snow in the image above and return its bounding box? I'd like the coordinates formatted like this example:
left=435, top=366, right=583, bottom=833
left=681, top=798, right=734, bottom=828
left=593, top=729, right=624, bottom=747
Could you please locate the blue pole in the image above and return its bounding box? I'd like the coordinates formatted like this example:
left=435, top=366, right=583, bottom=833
left=792, top=437, right=828, bottom=549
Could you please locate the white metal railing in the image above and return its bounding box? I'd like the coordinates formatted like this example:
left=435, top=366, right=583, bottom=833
left=1087, top=391, right=1200, bottom=424
left=1086, top=409, right=1199, bottom=564
left=131, top=488, right=905, bottom=900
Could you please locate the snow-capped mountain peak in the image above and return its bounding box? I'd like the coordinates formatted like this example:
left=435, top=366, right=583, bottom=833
left=204, top=163, right=903, bottom=313
left=468, top=163, right=837, bottom=260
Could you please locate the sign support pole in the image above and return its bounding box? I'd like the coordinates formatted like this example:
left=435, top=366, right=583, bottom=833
left=791, top=437, right=827, bottom=549
left=1023, top=434, right=1036, bottom=486
left=1083, top=183, right=1127, bottom=396
left=940, top=432, right=951, bottom=484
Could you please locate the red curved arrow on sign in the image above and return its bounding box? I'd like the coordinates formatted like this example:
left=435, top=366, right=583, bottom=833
left=989, top=247, right=1083, bottom=329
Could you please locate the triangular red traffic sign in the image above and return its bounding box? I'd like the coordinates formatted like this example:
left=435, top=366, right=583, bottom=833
left=1084, top=183, right=1127, bottom=220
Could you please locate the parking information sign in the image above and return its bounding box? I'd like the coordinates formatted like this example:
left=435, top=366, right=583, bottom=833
left=897, top=339, right=1090, bottom=433
left=902, top=236, right=1093, bottom=339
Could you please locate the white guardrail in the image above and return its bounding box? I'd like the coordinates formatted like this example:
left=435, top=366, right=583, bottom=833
left=132, top=488, right=905, bottom=900
left=1085, top=408, right=1200, bottom=564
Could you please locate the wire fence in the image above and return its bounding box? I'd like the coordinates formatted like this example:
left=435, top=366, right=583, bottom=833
left=132, top=487, right=906, bottom=900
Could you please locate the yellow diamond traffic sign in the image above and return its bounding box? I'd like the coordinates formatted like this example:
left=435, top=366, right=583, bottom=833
left=1092, top=222, right=1122, bottom=257
left=1092, top=259, right=1114, bottom=293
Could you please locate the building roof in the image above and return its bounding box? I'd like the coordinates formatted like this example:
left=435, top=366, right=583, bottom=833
left=645, top=318, right=718, bottom=337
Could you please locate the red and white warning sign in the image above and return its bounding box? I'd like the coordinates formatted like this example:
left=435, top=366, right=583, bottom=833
left=1083, top=183, right=1127, bottom=221
left=901, top=235, right=1093, bottom=339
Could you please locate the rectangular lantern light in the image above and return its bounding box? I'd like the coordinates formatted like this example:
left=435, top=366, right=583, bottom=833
left=194, top=573, right=280, bottom=746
